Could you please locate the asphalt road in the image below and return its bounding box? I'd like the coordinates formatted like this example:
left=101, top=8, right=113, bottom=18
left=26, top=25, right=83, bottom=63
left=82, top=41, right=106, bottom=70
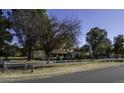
left=10, top=65, right=124, bottom=83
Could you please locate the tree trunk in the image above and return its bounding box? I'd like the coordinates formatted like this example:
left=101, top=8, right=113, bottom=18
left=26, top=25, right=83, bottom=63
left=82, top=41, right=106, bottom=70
left=46, top=54, right=51, bottom=64
left=5, top=56, right=8, bottom=61
left=0, top=57, right=2, bottom=63
left=92, top=49, right=95, bottom=59
left=91, top=46, right=95, bottom=59
left=27, top=46, right=32, bottom=61
left=47, top=57, right=50, bottom=64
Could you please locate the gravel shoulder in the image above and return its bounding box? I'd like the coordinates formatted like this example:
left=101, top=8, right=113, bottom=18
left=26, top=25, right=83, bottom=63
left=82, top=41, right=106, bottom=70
left=0, top=62, right=124, bottom=82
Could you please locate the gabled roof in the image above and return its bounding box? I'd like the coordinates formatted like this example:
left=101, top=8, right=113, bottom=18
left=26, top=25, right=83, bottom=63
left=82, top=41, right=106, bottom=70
left=52, top=49, right=68, bottom=54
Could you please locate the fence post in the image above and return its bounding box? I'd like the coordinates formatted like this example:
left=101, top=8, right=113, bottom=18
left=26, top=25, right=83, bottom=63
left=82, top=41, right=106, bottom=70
left=31, top=64, right=34, bottom=72
left=0, top=57, right=2, bottom=63
left=3, top=61, right=7, bottom=71
left=24, top=63, right=27, bottom=69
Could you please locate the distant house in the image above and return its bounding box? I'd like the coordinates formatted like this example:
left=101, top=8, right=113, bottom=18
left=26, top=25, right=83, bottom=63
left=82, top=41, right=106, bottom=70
left=33, top=48, right=82, bottom=60
left=71, top=51, right=82, bottom=59
left=33, top=50, right=46, bottom=60
left=51, top=49, right=70, bottom=60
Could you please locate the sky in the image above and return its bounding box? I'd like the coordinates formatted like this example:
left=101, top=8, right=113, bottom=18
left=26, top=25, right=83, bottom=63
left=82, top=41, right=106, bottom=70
left=47, top=9, right=124, bottom=47
left=3, top=9, right=124, bottom=47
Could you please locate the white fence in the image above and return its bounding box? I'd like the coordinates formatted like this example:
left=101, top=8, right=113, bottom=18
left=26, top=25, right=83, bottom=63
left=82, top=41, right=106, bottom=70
left=0, top=58, right=124, bottom=70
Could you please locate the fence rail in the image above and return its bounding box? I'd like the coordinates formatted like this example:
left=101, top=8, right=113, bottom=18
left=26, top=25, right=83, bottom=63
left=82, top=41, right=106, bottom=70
left=0, top=58, right=124, bottom=70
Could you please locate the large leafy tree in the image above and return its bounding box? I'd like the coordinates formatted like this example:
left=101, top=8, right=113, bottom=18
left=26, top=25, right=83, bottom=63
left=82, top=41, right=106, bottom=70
left=113, top=34, right=124, bottom=56
left=38, top=16, right=81, bottom=62
left=80, top=44, right=90, bottom=59
left=86, top=27, right=112, bottom=58
left=11, top=9, right=47, bottom=61
left=104, top=38, right=112, bottom=57
left=80, top=44, right=90, bottom=55
left=0, top=9, right=12, bottom=57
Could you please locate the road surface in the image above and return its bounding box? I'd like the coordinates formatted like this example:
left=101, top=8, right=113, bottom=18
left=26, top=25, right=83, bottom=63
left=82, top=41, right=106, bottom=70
left=9, top=65, right=124, bottom=83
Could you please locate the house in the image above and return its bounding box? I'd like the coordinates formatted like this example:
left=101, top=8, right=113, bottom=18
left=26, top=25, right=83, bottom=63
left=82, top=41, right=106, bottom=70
left=52, top=49, right=68, bottom=59
left=33, top=50, right=46, bottom=60
left=71, top=51, right=82, bottom=59
left=33, top=48, right=82, bottom=60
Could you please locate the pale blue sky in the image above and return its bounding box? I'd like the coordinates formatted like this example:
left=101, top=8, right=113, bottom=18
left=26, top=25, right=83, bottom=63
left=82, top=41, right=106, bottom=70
left=3, top=9, right=124, bottom=47
left=48, top=9, right=124, bottom=46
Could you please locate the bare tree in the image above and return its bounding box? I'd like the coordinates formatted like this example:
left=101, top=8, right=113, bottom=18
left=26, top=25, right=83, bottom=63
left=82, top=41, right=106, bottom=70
left=38, top=16, right=81, bottom=63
